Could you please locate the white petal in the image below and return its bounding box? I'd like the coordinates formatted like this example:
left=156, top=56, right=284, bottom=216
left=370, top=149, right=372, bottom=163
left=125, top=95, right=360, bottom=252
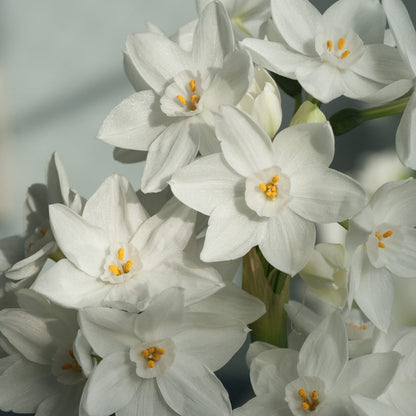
left=123, top=51, right=151, bottom=92
left=81, top=351, right=139, bottom=416
left=204, top=50, right=253, bottom=112
left=187, top=283, right=265, bottom=324
left=285, top=300, right=322, bottom=334
left=351, top=395, right=402, bottom=416
left=270, top=0, right=321, bottom=55
left=259, top=209, right=316, bottom=276
left=358, top=78, right=413, bottom=104
left=173, top=311, right=248, bottom=371
left=97, top=91, right=169, bottom=150
left=0, top=309, right=55, bottom=365
left=331, top=352, right=401, bottom=398
left=296, top=61, right=345, bottom=103
left=49, top=204, right=109, bottom=276
left=241, top=38, right=314, bottom=78
left=126, top=33, right=192, bottom=95
left=353, top=44, right=413, bottom=84
left=78, top=307, right=139, bottom=357
left=216, top=105, right=274, bottom=177
left=141, top=119, right=199, bottom=193
left=234, top=393, right=291, bottom=416
left=82, top=174, right=148, bottom=243
left=46, top=153, right=70, bottom=206
left=201, top=197, right=265, bottom=262
left=131, top=197, right=196, bottom=268
left=117, top=378, right=175, bottom=416
left=396, top=91, right=416, bottom=169
left=272, top=122, right=334, bottom=175
left=32, top=259, right=111, bottom=309
left=250, top=348, right=299, bottom=396
left=192, top=1, right=234, bottom=73
left=289, top=168, right=365, bottom=223
left=297, top=312, right=348, bottom=386
left=354, top=258, right=394, bottom=332
left=323, top=0, right=386, bottom=44
left=157, top=356, right=232, bottom=416
left=383, top=0, right=416, bottom=74
left=0, top=234, right=25, bottom=272
left=385, top=227, right=416, bottom=277
left=170, top=153, right=244, bottom=216
left=36, top=385, right=84, bottom=416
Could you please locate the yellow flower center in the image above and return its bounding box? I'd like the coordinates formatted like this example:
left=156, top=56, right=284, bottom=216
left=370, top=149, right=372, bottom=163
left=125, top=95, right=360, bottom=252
left=108, top=248, right=133, bottom=275
left=298, top=388, right=319, bottom=411
left=61, top=349, right=82, bottom=373
left=375, top=230, right=393, bottom=249
left=348, top=322, right=367, bottom=330
left=326, top=37, right=350, bottom=59
left=141, top=346, right=166, bottom=368
left=259, top=174, right=280, bottom=200
left=176, top=79, right=200, bottom=110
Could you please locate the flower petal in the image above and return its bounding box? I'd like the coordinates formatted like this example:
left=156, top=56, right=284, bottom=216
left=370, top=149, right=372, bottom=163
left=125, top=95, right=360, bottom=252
left=216, top=105, right=274, bottom=177
left=289, top=167, right=365, bottom=223
left=201, top=197, right=265, bottom=262
left=234, top=393, right=291, bottom=416
left=192, top=1, right=234, bottom=73
left=82, top=174, right=148, bottom=243
left=270, top=0, right=321, bottom=54
left=97, top=91, right=169, bottom=151
left=272, top=122, right=334, bottom=175
left=81, top=351, right=140, bottom=416
left=323, top=0, right=386, bottom=44
left=385, top=227, right=416, bottom=277
left=259, top=209, right=316, bottom=276
left=157, top=356, right=232, bottom=416
left=351, top=395, right=402, bottom=416
left=297, top=312, right=348, bottom=386
left=126, top=33, right=192, bottom=95
left=49, top=204, right=109, bottom=276
left=204, top=49, right=253, bottom=112
left=141, top=119, right=199, bottom=193
left=170, top=153, right=244, bottom=216
left=396, top=91, right=416, bottom=169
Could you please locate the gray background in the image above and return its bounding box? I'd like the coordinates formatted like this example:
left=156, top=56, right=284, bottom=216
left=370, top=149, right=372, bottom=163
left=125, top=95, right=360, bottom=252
left=0, top=0, right=415, bottom=414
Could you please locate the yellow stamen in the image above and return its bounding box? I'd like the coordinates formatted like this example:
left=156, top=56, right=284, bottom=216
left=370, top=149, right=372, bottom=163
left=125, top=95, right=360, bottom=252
left=326, top=40, right=333, bottom=51
left=272, top=174, right=280, bottom=184
left=147, top=360, right=155, bottom=368
left=141, top=350, right=149, bottom=358
left=152, top=353, right=160, bottom=361
left=298, top=389, right=308, bottom=399
left=362, top=325, right=367, bottom=330
left=149, top=347, right=155, bottom=354
left=375, top=232, right=382, bottom=240
left=259, top=183, right=267, bottom=192
left=123, top=260, right=133, bottom=273
left=156, top=348, right=165, bottom=355
left=311, top=391, right=318, bottom=401
left=383, top=230, right=393, bottom=238
left=301, top=402, right=310, bottom=410
left=109, top=265, right=122, bottom=275
left=378, top=241, right=386, bottom=248
left=338, top=37, right=346, bottom=50
left=118, top=248, right=125, bottom=261
left=341, top=50, right=351, bottom=59
left=190, top=94, right=199, bottom=110
left=189, top=79, right=196, bottom=92
left=177, top=95, right=187, bottom=106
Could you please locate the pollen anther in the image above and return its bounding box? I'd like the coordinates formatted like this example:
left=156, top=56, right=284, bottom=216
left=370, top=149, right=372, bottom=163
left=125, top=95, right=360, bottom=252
left=109, top=265, right=122, bottom=275
left=378, top=242, right=385, bottom=248
left=326, top=40, right=333, bottom=51
left=189, top=79, right=196, bottom=92
left=141, top=346, right=165, bottom=369
left=118, top=248, right=125, bottom=261
left=298, top=388, right=319, bottom=411
left=338, top=37, right=346, bottom=50
left=177, top=95, right=187, bottom=106
left=259, top=174, right=280, bottom=200
left=383, top=230, right=393, bottom=238
left=341, top=50, right=351, bottom=59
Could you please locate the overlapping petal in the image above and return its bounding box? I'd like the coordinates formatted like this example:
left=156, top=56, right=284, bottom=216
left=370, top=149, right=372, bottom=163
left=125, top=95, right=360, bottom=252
left=396, top=91, right=416, bottom=169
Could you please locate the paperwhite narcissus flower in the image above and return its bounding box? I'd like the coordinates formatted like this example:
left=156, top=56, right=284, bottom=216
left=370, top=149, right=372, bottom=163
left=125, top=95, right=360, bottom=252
left=299, top=243, right=348, bottom=308
left=0, top=153, right=83, bottom=289
left=234, top=312, right=401, bottom=416
left=97, top=1, right=254, bottom=193
left=241, top=0, right=413, bottom=103
left=346, top=179, right=416, bottom=331
left=79, top=288, right=248, bottom=416
left=382, top=0, right=416, bottom=169
left=0, top=290, right=91, bottom=416
left=32, top=174, right=223, bottom=311
left=170, top=106, right=365, bottom=275
left=237, top=66, right=282, bottom=138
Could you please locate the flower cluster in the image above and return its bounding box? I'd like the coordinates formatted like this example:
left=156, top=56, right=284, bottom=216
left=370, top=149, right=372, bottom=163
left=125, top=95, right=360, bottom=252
left=1, top=0, right=416, bottom=415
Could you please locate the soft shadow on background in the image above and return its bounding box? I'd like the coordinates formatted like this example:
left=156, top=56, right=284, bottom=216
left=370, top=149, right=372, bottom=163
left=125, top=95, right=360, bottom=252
left=0, top=0, right=415, bottom=414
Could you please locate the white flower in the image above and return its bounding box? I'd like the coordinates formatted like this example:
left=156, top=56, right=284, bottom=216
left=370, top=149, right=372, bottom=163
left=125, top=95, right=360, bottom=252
left=0, top=290, right=90, bottom=416
left=382, top=0, right=416, bottom=169
left=234, top=312, right=401, bottom=416
left=79, top=288, right=249, bottom=416
left=97, top=1, right=253, bottom=192
left=171, top=106, right=365, bottom=275
left=241, top=0, right=413, bottom=103
left=32, top=174, right=223, bottom=311
left=346, top=179, right=416, bottom=331
left=237, top=66, right=282, bottom=138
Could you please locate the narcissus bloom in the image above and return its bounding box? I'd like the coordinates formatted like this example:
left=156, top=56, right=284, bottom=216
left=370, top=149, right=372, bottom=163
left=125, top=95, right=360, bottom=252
left=171, top=106, right=365, bottom=275
left=241, top=0, right=412, bottom=103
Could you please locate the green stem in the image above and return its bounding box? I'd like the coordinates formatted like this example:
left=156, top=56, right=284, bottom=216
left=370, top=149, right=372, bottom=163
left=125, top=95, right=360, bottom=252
left=305, top=93, right=322, bottom=107
left=49, top=247, right=65, bottom=262
left=360, top=96, right=410, bottom=120
left=233, top=16, right=254, bottom=37
left=338, top=220, right=349, bottom=231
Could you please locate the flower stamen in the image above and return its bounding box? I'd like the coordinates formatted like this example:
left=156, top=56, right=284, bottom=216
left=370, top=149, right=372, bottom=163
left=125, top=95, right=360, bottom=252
left=341, top=50, right=351, bottom=59
left=375, top=230, right=393, bottom=249
left=176, top=80, right=199, bottom=110
left=189, top=79, right=196, bottom=92
left=176, top=95, right=187, bottom=106
left=326, top=40, right=333, bottom=51
left=109, top=248, right=134, bottom=275
left=259, top=174, right=279, bottom=200
left=349, top=322, right=367, bottom=330
left=61, top=349, right=82, bottom=373
left=338, top=37, right=346, bottom=50
left=141, top=346, right=165, bottom=368
left=298, top=388, right=319, bottom=411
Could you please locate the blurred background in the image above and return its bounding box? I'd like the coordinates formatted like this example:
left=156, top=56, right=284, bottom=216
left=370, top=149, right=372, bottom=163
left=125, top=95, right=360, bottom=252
left=0, top=0, right=416, bottom=413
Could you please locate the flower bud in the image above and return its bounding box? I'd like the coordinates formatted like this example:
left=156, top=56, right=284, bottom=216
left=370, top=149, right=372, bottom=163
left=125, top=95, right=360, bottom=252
left=290, top=101, right=326, bottom=126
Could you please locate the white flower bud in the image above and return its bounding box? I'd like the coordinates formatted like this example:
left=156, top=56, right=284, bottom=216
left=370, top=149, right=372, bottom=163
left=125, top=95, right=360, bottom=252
left=290, top=101, right=326, bottom=126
